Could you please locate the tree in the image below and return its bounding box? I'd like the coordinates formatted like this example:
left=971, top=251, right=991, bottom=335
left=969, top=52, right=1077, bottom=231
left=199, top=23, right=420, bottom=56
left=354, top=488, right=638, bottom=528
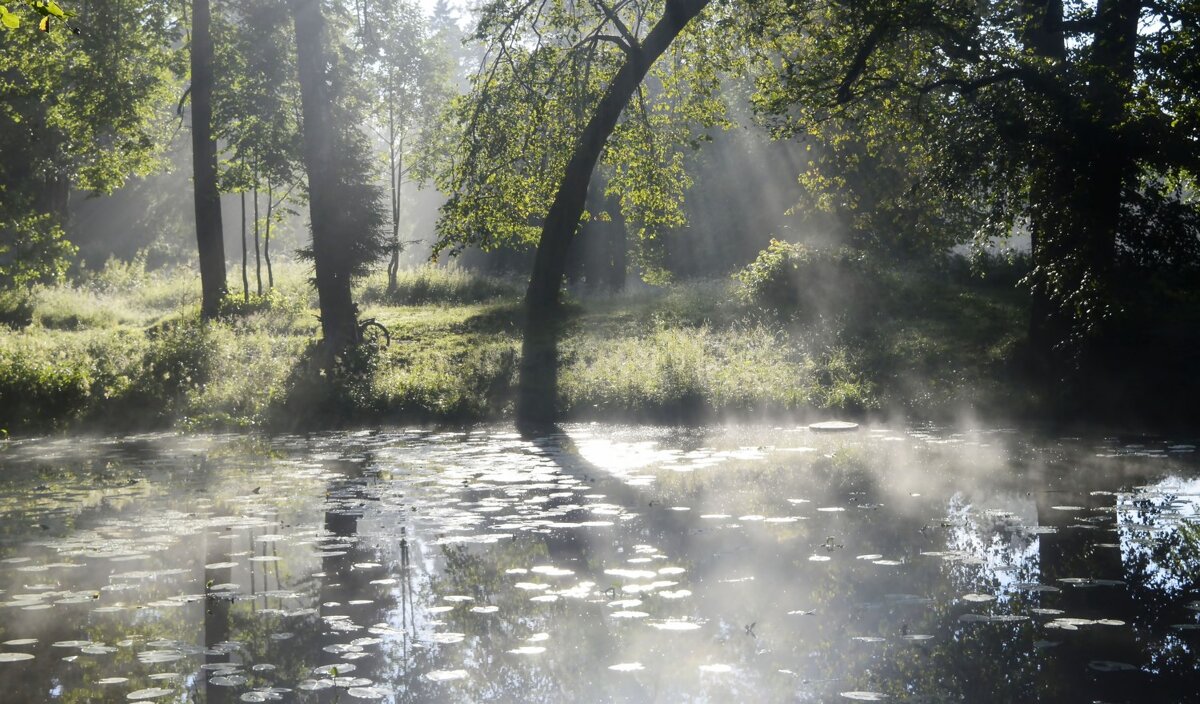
left=360, top=0, right=450, bottom=292
left=292, top=0, right=387, bottom=356
left=745, top=0, right=1200, bottom=380
left=0, top=0, right=181, bottom=289
left=212, top=0, right=304, bottom=299
left=433, top=0, right=731, bottom=426
left=190, top=0, right=227, bottom=318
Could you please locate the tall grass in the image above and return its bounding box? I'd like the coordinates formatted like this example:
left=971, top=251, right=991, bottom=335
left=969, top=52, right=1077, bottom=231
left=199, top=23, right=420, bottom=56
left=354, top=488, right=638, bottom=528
left=359, top=265, right=522, bottom=306
left=0, top=257, right=1029, bottom=433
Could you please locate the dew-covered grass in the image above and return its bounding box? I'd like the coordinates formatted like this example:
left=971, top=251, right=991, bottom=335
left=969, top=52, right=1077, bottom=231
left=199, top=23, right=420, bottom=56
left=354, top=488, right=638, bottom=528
left=0, top=259, right=1027, bottom=433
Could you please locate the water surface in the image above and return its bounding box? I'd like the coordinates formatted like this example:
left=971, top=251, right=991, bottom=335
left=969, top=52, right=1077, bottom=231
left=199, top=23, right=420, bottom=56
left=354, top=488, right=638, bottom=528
left=0, top=425, right=1197, bottom=702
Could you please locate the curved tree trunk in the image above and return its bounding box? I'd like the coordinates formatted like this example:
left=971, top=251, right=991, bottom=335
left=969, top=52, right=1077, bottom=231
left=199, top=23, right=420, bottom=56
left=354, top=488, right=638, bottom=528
left=516, top=0, right=711, bottom=430
left=192, top=0, right=226, bottom=319
left=294, top=0, right=359, bottom=356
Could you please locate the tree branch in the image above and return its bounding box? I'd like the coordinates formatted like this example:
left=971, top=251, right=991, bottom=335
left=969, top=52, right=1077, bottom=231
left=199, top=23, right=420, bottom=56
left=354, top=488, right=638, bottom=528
left=589, top=0, right=640, bottom=52
left=836, top=24, right=891, bottom=104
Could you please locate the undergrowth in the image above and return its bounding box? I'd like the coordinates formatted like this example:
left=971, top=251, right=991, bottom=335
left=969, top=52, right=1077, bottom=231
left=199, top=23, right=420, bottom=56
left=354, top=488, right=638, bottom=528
left=0, top=257, right=1030, bottom=434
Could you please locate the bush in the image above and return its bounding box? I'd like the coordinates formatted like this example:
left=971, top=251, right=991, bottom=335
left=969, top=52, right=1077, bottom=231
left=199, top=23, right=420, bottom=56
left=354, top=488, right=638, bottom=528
left=0, top=345, right=93, bottom=429
left=733, top=239, right=876, bottom=317
left=86, top=252, right=151, bottom=293
left=0, top=289, right=34, bottom=329
left=0, top=213, right=76, bottom=289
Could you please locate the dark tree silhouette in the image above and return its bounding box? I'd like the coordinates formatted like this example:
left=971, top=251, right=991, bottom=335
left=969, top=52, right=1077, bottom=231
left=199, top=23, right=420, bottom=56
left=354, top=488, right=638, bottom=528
left=191, top=0, right=228, bottom=319
left=292, top=0, right=387, bottom=356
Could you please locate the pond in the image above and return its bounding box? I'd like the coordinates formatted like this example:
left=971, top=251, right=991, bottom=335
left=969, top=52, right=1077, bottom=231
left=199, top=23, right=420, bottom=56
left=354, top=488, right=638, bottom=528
left=0, top=425, right=1197, bottom=702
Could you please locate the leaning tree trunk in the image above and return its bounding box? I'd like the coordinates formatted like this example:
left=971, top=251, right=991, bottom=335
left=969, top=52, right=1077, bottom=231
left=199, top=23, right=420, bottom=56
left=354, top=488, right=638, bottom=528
left=191, top=0, right=227, bottom=319
left=516, top=0, right=711, bottom=429
left=294, top=0, right=359, bottom=355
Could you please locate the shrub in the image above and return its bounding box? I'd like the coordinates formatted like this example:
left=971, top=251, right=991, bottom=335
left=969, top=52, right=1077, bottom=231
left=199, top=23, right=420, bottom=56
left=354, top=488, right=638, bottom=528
left=0, top=345, right=93, bottom=429
left=86, top=251, right=150, bottom=293
left=0, top=289, right=34, bottom=329
left=733, top=239, right=876, bottom=317
left=131, top=319, right=220, bottom=420
left=0, top=214, right=76, bottom=289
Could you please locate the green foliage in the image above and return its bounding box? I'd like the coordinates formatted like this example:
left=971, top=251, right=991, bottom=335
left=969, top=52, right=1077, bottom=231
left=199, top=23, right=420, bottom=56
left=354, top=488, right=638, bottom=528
left=0, top=338, right=94, bottom=428
left=0, top=213, right=76, bottom=288
left=212, top=0, right=303, bottom=195
left=431, top=0, right=734, bottom=275
left=0, top=1, right=76, bottom=32
left=1, top=4, right=21, bottom=28
left=743, top=0, right=1200, bottom=358
left=0, top=289, right=35, bottom=329
left=30, top=286, right=132, bottom=329
left=0, top=0, right=181, bottom=291
left=3, top=256, right=1182, bottom=432
left=732, top=238, right=875, bottom=317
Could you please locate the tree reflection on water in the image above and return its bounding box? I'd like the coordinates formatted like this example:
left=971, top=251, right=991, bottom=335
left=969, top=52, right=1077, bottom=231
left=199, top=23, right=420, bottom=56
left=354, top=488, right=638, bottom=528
left=0, top=427, right=1196, bottom=702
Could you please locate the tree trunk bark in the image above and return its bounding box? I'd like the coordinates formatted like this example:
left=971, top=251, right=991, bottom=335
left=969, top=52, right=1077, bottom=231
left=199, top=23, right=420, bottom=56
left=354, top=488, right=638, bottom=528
left=1084, top=0, right=1138, bottom=289
left=516, top=0, right=711, bottom=429
left=191, top=0, right=226, bottom=319
left=1021, top=0, right=1070, bottom=383
left=254, top=178, right=263, bottom=297
left=1067, top=0, right=1139, bottom=386
left=294, top=0, right=359, bottom=356
left=241, top=191, right=249, bottom=302
left=387, top=102, right=401, bottom=293
left=265, top=182, right=274, bottom=290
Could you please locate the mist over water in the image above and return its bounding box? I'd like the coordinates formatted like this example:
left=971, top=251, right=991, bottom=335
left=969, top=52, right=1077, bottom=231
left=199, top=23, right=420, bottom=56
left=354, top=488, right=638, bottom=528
left=0, top=425, right=1196, bottom=702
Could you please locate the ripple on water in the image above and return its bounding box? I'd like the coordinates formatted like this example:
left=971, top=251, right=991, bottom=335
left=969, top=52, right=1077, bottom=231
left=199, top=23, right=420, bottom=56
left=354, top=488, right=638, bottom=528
left=424, top=669, right=469, bottom=682
left=650, top=620, right=701, bottom=631
left=608, top=663, right=644, bottom=672
left=126, top=688, right=174, bottom=701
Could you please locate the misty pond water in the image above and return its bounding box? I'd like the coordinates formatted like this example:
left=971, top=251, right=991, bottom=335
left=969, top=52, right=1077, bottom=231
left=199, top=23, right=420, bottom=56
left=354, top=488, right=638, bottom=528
left=0, top=426, right=1197, bottom=703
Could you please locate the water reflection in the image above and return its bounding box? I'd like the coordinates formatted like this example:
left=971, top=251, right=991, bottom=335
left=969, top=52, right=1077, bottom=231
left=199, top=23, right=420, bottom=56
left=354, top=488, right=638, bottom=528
left=0, top=427, right=1196, bottom=701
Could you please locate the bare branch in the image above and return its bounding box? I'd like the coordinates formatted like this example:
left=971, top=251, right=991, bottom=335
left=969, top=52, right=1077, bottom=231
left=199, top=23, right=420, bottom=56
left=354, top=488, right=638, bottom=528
left=589, top=0, right=641, bottom=52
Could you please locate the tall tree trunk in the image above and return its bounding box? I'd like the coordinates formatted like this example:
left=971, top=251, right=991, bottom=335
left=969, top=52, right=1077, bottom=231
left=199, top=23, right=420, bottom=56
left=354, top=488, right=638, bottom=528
left=386, top=98, right=402, bottom=293
left=516, top=0, right=711, bottom=429
left=241, top=191, right=250, bottom=302
left=1021, top=0, right=1070, bottom=382
left=602, top=184, right=627, bottom=292
left=1083, top=0, right=1139, bottom=300
left=265, top=181, right=274, bottom=290
left=191, top=0, right=226, bottom=319
left=294, top=0, right=359, bottom=355
left=1064, top=0, right=1140, bottom=391
left=254, top=176, right=263, bottom=296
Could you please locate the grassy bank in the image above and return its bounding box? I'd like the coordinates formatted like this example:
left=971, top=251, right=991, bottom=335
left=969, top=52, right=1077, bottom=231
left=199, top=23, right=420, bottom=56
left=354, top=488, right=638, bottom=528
left=0, top=260, right=1032, bottom=434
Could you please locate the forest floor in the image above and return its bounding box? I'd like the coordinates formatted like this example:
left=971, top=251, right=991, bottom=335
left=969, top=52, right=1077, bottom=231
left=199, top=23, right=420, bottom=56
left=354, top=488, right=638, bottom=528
left=0, top=260, right=1034, bottom=434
